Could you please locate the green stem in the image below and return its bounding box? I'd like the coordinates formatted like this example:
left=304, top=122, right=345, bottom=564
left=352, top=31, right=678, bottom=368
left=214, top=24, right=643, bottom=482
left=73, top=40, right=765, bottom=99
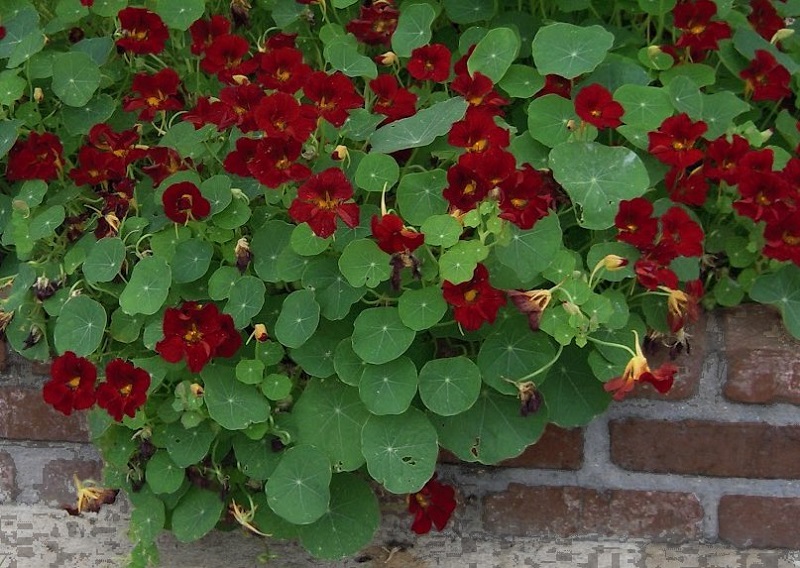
left=510, top=343, right=564, bottom=383
left=586, top=335, right=636, bottom=358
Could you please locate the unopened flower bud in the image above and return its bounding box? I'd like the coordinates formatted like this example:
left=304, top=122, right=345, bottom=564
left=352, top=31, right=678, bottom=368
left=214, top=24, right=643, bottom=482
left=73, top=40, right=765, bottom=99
left=235, top=237, right=252, bottom=273
left=771, top=28, right=794, bottom=44
left=331, top=145, right=349, bottom=162
left=253, top=323, right=269, bottom=342
left=231, top=74, right=250, bottom=85
left=190, top=383, right=204, bottom=397
left=33, top=87, right=44, bottom=102
left=647, top=45, right=663, bottom=58
left=375, top=51, right=398, bottom=66
left=600, top=254, right=628, bottom=271
left=104, top=212, right=120, bottom=235
left=562, top=301, right=581, bottom=316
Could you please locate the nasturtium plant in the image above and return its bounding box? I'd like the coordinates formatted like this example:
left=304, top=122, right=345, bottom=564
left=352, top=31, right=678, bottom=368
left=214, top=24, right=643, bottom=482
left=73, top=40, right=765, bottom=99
left=1, top=0, right=799, bottom=565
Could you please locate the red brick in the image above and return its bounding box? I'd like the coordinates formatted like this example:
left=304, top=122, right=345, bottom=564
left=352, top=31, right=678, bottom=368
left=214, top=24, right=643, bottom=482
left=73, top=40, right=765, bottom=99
left=721, top=305, right=800, bottom=404
left=0, top=340, right=7, bottom=373
left=482, top=484, right=702, bottom=542
left=439, top=425, right=583, bottom=470
left=0, top=387, right=91, bottom=443
left=0, top=450, right=16, bottom=501
left=628, top=313, right=707, bottom=400
left=719, top=495, right=800, bottom=548
left=610, top=419, right=800, bottom=479
left=39, top=458, right=104, bottom=506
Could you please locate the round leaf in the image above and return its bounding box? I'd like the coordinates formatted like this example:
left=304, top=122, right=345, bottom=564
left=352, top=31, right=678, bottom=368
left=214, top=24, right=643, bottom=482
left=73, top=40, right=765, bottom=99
left=494, top=213, right=562, bottom=282
left=361, top=408, right=438, bottom=493
left=614, top=85, right=674, bottom=131
left=145, top=450, right=185, bottom=495
left=171, top=239, right=213, bottom=284
left=499, top=64, right=544, bottom=98
left=398, top=287, right=447, bottom=331
left=531, top=23, right=614, bottom=79
left=352, top=307, right=416, bottom=365
left=200, top=175, right=232, bottom=215
left=418, top=357, right=481, bottom=416
left=338, top=239, right=392, bottom=288
left=355, top=153, right=399, bottom=192
left=51, top=52, right=101, bottom=107
left=396, top=169, right=448, bottom=225
left=359, top=357, right=418, bottom=415
left=443, top=0, right=495, bottom=24
left=233, top=434, right=281, bottom=481
left=164, top=420, right=216, bottom=468
left=391, top=3, right=436, bottom=57
left=467, top=27, right=520, bottom=83
left=421, top=214, right=462, bottom=247
left=333, top=339, right=369, bottom=386
left=119, top=256, right=171, bottom=316
left=171, top=487, right=224, bottom=543
left=202, top=364, right=270, bottom=430
left=291, top=223, right=331, bottom=256
left=324, top=36, right=378, bottom=79
left=155, top=0, right=205, bottom=30
left=266, top=445, right=332, bottom=525
left=274, top=290, right=320, bottom=348
left=236, top=359, right=265, bottom=385
left=54, top=295, right=106, bottom=356
left=261, top=373, right=293, bottom=400
left=526, top=94, right=578, bottom=148
left=207, top=266, right=239, bottom=301
left=224, top=275, right=266, bottom=328
left=750, top=265, right=800, bottom=339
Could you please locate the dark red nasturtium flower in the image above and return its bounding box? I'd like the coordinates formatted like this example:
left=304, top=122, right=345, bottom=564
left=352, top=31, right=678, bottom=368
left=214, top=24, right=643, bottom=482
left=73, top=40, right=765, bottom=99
left=407, top=44, right=451, bottom=82
left=451, top=71, right=508, bottom=114
left=288, top=168, right=360, bottom=238
left=254, top=92, right=317, bottom=142
left=122, top=68, right=184, bottom=121
left=200, top=34, right=258, bottom=83
left=369, top=74, right=418, bottom=124
left=498, top=165, right=555, bottom=230
left=80, top=0, right=93, bottom=6
left=665, top=166, right=709, bottom=207
left=634, top=257, right=679, bottom=290
left=5, top=132, right=64, bottom=182
left=739, top=49, right=792, bottom=102
left=216, top=83, right=265, bottom=133
left=664, top=279, right=704, bottom=334
left=87, top=123, right=145, bottom=166
left=0, top=26, right=6, bottom=41
left=748, top=0, right=785, bottom=41
left=442, top=263, right=506, bottom=331
left=614, top=198, right=658, bottom=250
left=42, top=351, right=97, bottom=416
left=647, top=113, right=707, bottom=168
left=442, top=161, right=491, bottom=212
left=303, top=71, right=365, bottom=127
left=448, top=107, right=510, bottom=153
left=371, top=213, right=424, bottom=254
left=407, top=474, right=457, bottom=534
left=702, top=134, right=751, bottom=184
left=142, top=147, right=192, bottom=186
left=116, top=7, right=169, bottom=55
left=257, top=47, right=312, bottom=94
left=672, top=0, right=731, bottom=56
left=574, top=83, right=624, bottom=129
left=95, top=359, right=151, bottom=422
left=68, top=146, right=127, bottom=187
left=248, top=136, right=311, bottom=188
left=763, top=208, right=800, bottom=266
left=733, top=170, right=790, bottom=223
left=536, top=74, right=572, bottom=99
left=345, top=0, right=399, bottom=46
left=156, top=302, right=242, bottom=373
left=162, top=181, right=211, bottom=224
left=189, top=15, right=231, bottom=56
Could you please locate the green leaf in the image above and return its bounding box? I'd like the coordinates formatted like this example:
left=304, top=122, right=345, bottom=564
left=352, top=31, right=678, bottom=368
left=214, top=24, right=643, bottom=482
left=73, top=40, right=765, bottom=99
left=361, top=408, right=438, bottom=493
left=61, top=94, right=115, bottom=136
left=421, top=214, right=462, bottom=248
left=266, top=445, right=332, bottom=525
left=297, top=474, right=380, bottom=560
left=614, top=85, right=674, bottom=131
left=637, top=0, right=676, bottom=13
left=53, top=296, right=106, bottom=356
left=338, top=239, right=392, bottom=288
left=0, top=70, right=25, bottom=106
left=369, top=97, right=469, bottom=154
left=418, top=356, right=481, bottom=416
left=207, top=266, right=239, bottom=301
left=159, top=122, right=215, bottom=162
left=154, top=0, right=205, bottom=30
left=539, top=346, right=611, bottom=427
left=433, top=387, right=548, bottom=464
left=749, top=265, right=800, bottom=339
left=498, top=64, right=544, bottom=98
left=391, top=3, right=436, bottom=57
left=666, top=76, right=702, bottom=120
left=7, top=30, right=45, bottom=68
left=29, top=206, right=65, bottom=240
left=531, top=23, right=615, bottom=79
left=294, top=379, right=370, bottom=472
left=290, top=325, right=346, bottom=378
left=202, top=364, right=270, bottom=430
left=549, top=142, right=649, bottom=230
left=261, top=373, right=292, bottom=400
left=252, top=221, right=294, bottom=282
left=526, top=94, right=578, bottom=148
left=83, top=237, right=125, bottom=283
left=171, top=488, right=224, bottom=543
left=478, top=318, right=557, bottom=394
left=396, top=169, right=448, bottom=225
left=702, top=92, right=750, bottom=139
left=170, top=239, right=213, bottom=284
left=398, top=287, right=447, bottom=331
left=233, top=435, right=281, bottom=480
left=109, top=310, right=143, bottom=343
left=714, top=275, right=744, bottom=307
left=467, top=27, right=520, bottom=83
left=352, top=307, right=416, bottom=365
left=333, top=339, right=369, bottom=386
left=355, top=153, right=399, bottom=192
left=119, top=256, right=171, bottom=316
left=200, top=175, right=232, bottom=215
left=324, top=36, right=377, bottom=79
left=210, top=194, right=250, bottom=230
left=494, top=213, right=562, bottom=281
left=359, top=356, right=418, bottom=415
left=290, top=223, right=331, bottom=256
left=90, top=0, right=127, bottom=17
left=274, top=290, right=320, bottom=348
left=439, top=240, right=489, bottom=284
left=0, top=119, right=21, bottom=159
left=443, top=0, right=495, bottom=24
left=236, top=359, right=265, bottom=385
left=224, top=276, right=266, bottom=328
left=164, top=420, right=216, bottom=468
left=50, top=51, right=100, bottom=107
left=145, top=450, right=185, bottom=495
left=129, top=492, right=165, bottom=544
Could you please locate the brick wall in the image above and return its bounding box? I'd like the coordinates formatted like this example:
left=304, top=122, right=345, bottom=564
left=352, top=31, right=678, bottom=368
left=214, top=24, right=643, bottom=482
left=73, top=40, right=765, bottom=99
left=2, top=305, right=800, bottom=551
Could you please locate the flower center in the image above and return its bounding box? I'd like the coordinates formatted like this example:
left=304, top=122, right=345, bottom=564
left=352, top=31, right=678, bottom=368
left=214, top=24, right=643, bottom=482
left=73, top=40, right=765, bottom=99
left=464, top=289, right=479, bottom=303
left=315, top=193, right=339, bottom=210
left=510, top=198, right=528, bottom=209
left=470, top=139, right=488, bottom=152
left=276, top=69, right=291, bottom=82
left=119, top=383, right=133, bottom=396
left=67, top=376, right=81, bottom=390
left=183, top=324, right=204, bottom=344
left=783, top=232, right=800, bottom=246
left=689, top=23, right=707, bottom=35
left=415, top=493, right=429, bottom=508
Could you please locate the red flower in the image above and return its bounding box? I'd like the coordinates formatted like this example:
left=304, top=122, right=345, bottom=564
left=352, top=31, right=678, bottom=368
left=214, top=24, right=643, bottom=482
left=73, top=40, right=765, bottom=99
left=68, top=146, right=127, bottom=187
left=156, top=301, right=242, bottom=373
left=574, top=83, right=624, bottom=129
left=448, top=108, right=510, bottom=153
left=189, top=15, right=231, bottom=56
left=96, top=359, right=151, bottom=422
left=615, top=198, right=658, bottom=250
left=733, top=171, right=790, bottom=223
left=288, top=168, right=360, bottom=238
left=42, top=351, right=97, bottom=416
left=536, top=74, right=572, bottom=99
left=748, top=0, right=784, bottom=41
left=80, top=0, right=93, bottom=6
left=604, top=333, right=677, bottom=401
left=257, top=47, right=312, bottom=94
left=634, top=257, right=679, bottom=290
left=87, top=123, right=145, bottom=166
left=224, top=136, right=259, bottom=178
left=371, top=213, right=424, bottom=254
left=763, top=209, right=800, bottom=265
left=122, top=69, right=184, bottom=121
left=183, top=97, right=237, bottom=131
left=658, top=206, right=705, bottom=258
left=740, top=49, right=791, bottom=102
left=142, top=147, right=192, bottom=187
left=304, top=71, right=365, bottom=127
left=0, top=27, right=6, bottom=41
left=407, top=44, right=451, bottom=82
left=200, top=34, right=258, bottom=83
left=498, top=165, right=554, bottom=229
left=451, top=71, right=508, bottom=114
left=663, top=280, right=703, bottom=333
left=442, top=162, right=491, bottom=212
left=702, top=134, right=751, bottom=184
left=5, top=132, right=64, bottom=182
left=459, top=148, right=516, bottom=188
left=665, top=166, right=709, bottom=206
left=248, top=137, right=311, bottom=188
left=346, top=0, right=399, bottom=46
left=254, top=92, right=317, bottom=142
left=442, top=264, right=506, bottom=331
left=407, top=474, right=456, bottom=534
left=216, top=83, right=265, bottom=133
left=369, top=74, right=418, bottom=124
left=647, top=113, right=707, bottom=168
left=162, top=181, right=211, bottom=223
left=116, top=7, right=169, bottom=55
left=673, top=0, right=731, bottom=56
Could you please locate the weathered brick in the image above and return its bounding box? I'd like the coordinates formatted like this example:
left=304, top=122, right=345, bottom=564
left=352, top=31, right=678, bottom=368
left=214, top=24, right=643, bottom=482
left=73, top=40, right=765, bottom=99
left=628, top=314, right=707, bottom=400
left=719, top=495, right=800, bottom=548
left=482, top=484, right=702, bottom=542
left=0, top=340, right=7, bottom=373
left=0, top=387, right=91, bottom=443
left=39, top=458, right=104, bottom=506
left=721, top=305, right=800, bottom=404
left=610, top=419, right=800, bottom=479
left=439, top=425, right=583, bottom=470
left=0, top=450, right=17, bottom=501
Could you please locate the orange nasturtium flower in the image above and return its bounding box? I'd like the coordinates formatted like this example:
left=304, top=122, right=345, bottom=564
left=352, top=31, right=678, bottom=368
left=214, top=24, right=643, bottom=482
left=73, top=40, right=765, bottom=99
left=603, top=332, right=678, bottom=401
